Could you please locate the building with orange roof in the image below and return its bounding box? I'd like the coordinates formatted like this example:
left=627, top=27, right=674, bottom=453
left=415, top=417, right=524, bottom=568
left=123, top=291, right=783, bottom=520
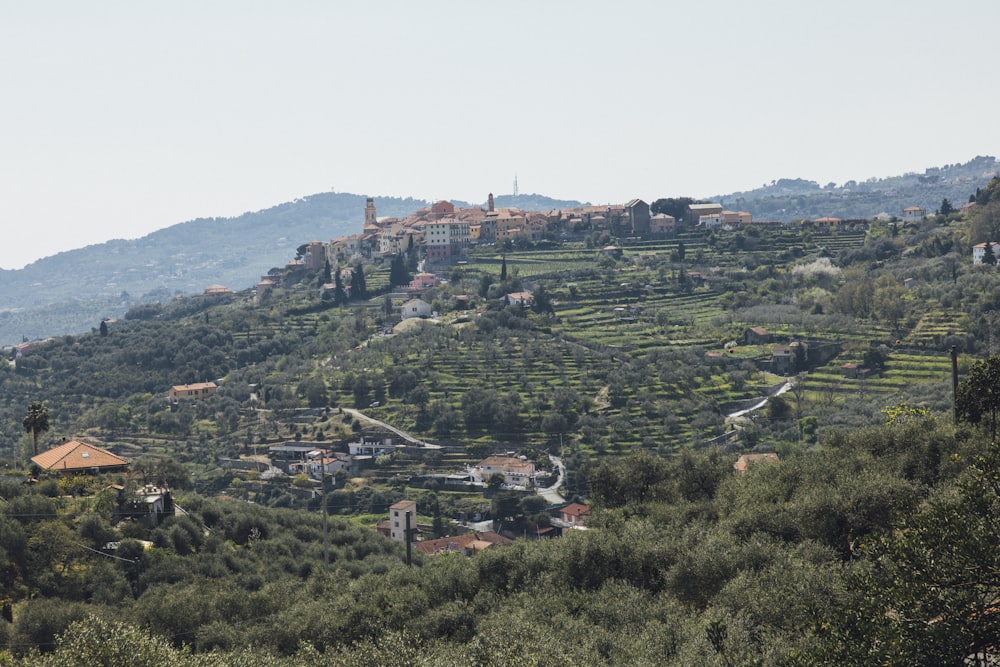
left=413, top=530, right=513, bottom=556
left=169, top=382, right=217, bottom=401
left=31, top=440, right=130, bottom=474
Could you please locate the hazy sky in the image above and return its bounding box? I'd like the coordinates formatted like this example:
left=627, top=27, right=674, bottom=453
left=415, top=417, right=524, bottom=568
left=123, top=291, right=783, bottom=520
left=2, top=1, right=997, bottom=269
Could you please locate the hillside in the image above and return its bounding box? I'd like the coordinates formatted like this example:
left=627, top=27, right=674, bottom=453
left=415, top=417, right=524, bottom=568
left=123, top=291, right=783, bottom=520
left=0, top=193, right=426, bottom=345
left=3, top=194, right=1000, bottom=662
left=0, top=192, right=587, bottom=346
left=717, top=154, right=998, bottom=221
left=0, top=158, right=996, bottom=347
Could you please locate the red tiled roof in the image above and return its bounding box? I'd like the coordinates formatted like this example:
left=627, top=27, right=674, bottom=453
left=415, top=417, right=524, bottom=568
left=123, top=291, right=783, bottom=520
left=32, top=440, right=130, bottom=472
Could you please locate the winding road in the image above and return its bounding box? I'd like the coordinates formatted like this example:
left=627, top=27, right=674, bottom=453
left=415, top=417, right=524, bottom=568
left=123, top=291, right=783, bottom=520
left=340, top=408, right=442, bottom=449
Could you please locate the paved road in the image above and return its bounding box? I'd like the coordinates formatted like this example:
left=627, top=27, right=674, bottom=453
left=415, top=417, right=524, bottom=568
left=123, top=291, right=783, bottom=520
left=340, top=408, right=442, bottom=449
left=538, top=455, right=566, bottom=505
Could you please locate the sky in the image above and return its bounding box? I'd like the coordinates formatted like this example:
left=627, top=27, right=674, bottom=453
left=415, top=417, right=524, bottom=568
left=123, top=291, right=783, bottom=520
left=1, top=0, right=998, bottom=269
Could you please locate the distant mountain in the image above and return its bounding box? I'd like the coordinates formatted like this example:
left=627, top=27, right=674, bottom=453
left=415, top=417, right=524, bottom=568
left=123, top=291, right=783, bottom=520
left=0, top=190, right=591, bottom=346
left=714, top=155, right=998, bottom=221
left=0, top=193, right=428, bottom=346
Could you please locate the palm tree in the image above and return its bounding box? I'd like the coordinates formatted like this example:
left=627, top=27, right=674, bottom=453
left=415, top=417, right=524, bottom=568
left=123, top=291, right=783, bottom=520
left=22, top=402, right=50, bottom=457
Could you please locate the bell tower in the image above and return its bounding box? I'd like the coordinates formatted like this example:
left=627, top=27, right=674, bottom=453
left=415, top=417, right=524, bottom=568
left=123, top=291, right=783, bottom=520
left=487, top=192, right=495, bottom=213
left=364, top=197, right=377, bottom=228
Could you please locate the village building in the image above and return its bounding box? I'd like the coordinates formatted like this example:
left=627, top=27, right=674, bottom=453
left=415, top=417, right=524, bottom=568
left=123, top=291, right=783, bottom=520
left=687, top=202, right=723, bottom=223
left=624, top=199, right=650, bottom=235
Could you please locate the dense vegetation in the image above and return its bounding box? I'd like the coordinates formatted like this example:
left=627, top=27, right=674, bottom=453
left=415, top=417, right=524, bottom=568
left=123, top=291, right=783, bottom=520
left=3, top=178, right=1000, bottom=663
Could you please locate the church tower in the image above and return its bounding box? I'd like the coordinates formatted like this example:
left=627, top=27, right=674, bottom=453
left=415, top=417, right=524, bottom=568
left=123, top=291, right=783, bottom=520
left=487, top=192, right=495, bottom=213
left=364, top=197, right=377, bottom=228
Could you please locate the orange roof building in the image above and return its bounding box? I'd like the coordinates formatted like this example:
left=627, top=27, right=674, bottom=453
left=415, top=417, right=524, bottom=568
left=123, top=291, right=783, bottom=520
left=414, top=531, right=513, bottom=556
left=31, top=440, right=130, bottom=474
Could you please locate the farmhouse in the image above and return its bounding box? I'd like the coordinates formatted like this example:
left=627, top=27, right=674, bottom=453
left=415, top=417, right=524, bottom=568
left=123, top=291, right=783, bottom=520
left=745, top=327, right=770, bottom=345
left=169, top=382, right=217, bottom=401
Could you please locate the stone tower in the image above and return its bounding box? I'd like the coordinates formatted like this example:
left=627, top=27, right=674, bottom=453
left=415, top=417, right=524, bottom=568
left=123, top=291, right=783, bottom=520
left=364, top=197, right=377, bottom=228
left=487, top=192, right=495, bottom=213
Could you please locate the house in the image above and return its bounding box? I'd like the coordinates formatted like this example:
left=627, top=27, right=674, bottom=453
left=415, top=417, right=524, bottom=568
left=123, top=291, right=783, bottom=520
left=169, top=382, right=217, bottom=401
left=771, top=340, right=810, bottom=374
left=722, top=210, right=752, bottom=226
left=841, top=362, right=861, bottom=379
left=972, top=242, right=1000, bottom=265
left=472, top=456, right=536, bottom=488
left=559, top=502, right=590, bottom=526
left=901, top=206, right=926, bottom=222
left=401, top=298, right=432, bottom=319
left=408, top=272, right=439, bottom=291
left=699, top=213, right=723, bottom=229
left=600, top=245, right=623, bottom=259
left=687, top=202, right=723, bottom=223
left=31, top=440, right=130, bottom=475
left=203, top=285, right=232, bottom=297
left=734, top=453, right=779, bottom=473
left=414, top=530, right=512, bottom=556
left=745, top=327, right=770, bottom=345
left=506, top=291, right=534, bottom=307
left=389, top=500, right=417, bottom=542
left=650, top=213, right=676, bottom=235
left=268, top=444, right=324, bottom=473
left=771, top=345, right=794, bottom=375
left=348, top=431, right=401, bottom=458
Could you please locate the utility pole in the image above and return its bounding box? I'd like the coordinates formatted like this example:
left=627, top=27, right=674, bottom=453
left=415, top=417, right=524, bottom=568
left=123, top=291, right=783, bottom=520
left=322, top=469, right=329, bottom=570
left=404, top=510, right=413, bottom=566
left=951, top=345, right=959, bottom=424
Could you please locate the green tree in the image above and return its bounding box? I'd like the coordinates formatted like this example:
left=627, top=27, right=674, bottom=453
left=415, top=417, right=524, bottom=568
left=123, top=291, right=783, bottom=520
left=824, top=441, right=1000, bottom=665
left=957, top=355, right=1000, bottom=437
left=350, top=263, right=368, bottom=300
left=389, top=255, right=411, bottom=287
left=500, top=255, right=508, bottom=282
left=23, top=401, right=50, bottom=457
left=984, top=241, right=997, bottom=266
left=939, top=197, right=955, bottom=216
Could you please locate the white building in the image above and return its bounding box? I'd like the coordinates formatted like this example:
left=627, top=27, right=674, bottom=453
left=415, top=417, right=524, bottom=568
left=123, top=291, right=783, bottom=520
left=401, top=298, right=433, bottom=319
left=973, top=242, right=1000, bottom=265
left=470, top=456, right=536, bottom=488
left=389, top=500, right=416, bottom=542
